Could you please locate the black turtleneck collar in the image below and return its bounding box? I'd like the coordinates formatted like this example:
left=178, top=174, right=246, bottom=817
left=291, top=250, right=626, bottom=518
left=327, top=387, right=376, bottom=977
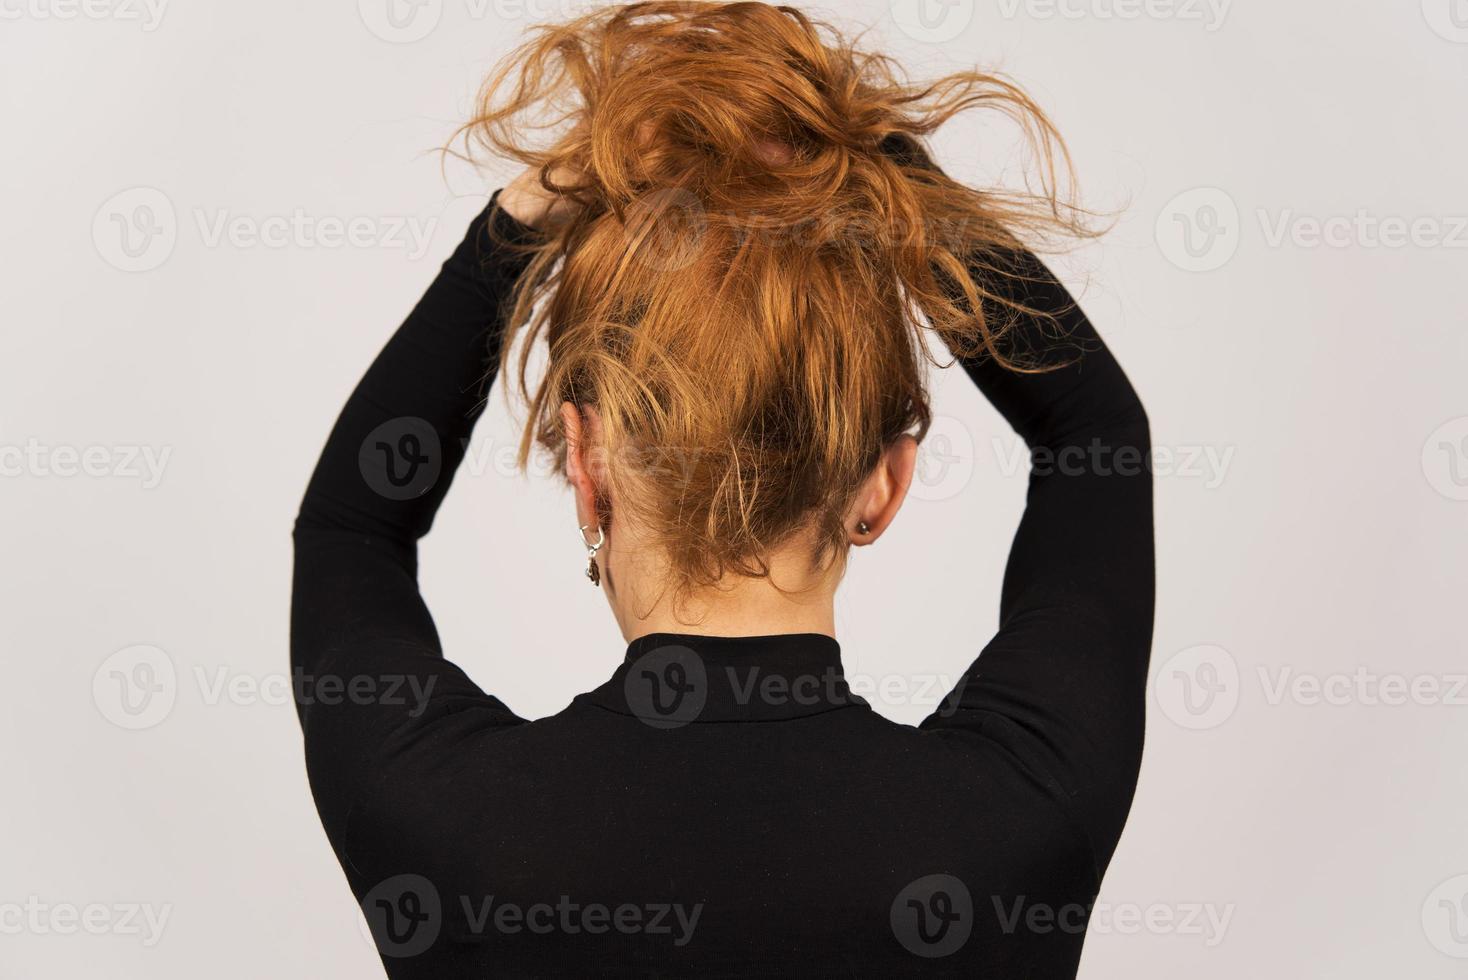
left=578, top=632, right=868, bottom=726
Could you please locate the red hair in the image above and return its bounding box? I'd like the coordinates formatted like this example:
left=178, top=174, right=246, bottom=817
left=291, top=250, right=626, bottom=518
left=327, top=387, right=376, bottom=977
left=456, top=1, right=1093, bottom=597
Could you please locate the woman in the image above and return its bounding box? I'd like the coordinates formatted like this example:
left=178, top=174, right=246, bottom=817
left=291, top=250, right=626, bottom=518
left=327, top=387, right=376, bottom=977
left=291, top=3, right=1152, bottom=976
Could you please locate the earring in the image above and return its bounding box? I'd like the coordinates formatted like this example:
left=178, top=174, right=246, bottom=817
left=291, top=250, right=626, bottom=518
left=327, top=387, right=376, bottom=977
left=579, top=524, right=605, bottom=586
left=856, top=520, right=870, bottom=536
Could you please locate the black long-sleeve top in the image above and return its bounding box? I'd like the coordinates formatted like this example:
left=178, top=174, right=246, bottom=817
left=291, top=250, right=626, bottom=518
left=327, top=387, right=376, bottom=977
left=291, top=192, right=1153, bottom=978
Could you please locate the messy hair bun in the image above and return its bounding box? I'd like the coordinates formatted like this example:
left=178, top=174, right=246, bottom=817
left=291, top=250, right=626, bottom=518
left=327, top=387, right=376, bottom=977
left=458, top=0, right=1093, bottom=597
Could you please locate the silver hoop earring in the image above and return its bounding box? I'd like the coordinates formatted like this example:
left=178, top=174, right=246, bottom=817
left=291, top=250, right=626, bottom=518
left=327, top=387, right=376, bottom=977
left=856, top=520, right=870, bottom=536
left=579, top=524, right=605, bottom=586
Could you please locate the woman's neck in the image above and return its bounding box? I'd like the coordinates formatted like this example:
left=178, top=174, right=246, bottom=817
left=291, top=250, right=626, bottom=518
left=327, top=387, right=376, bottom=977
left=621, top=586, right=837, bottom=642
left=607, top=536, right=841, bottom=642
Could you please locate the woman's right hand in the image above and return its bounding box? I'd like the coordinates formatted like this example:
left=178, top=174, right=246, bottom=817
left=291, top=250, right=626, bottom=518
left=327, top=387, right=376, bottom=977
left=499, top=163, right=581, bottom=230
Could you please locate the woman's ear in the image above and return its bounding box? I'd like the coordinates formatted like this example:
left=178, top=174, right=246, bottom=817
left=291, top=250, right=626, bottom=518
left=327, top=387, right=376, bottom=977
left=848, top=435, right=918, bottom=546
left=559, top=401, right=600, bottom=531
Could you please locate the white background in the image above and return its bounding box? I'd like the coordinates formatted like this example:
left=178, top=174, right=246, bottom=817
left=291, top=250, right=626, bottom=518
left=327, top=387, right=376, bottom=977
left=3, top=0, right=1466, bottom=976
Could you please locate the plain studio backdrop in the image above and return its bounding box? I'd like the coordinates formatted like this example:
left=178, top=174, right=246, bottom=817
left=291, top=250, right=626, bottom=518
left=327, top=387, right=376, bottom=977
left=2, top=0, right=1465, bottom=976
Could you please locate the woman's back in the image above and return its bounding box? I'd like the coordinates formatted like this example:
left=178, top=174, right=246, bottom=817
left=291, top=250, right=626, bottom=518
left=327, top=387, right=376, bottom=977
left=291, top=5, right=1151, bottom=975
left=304, top=634, right=1122, bottom=976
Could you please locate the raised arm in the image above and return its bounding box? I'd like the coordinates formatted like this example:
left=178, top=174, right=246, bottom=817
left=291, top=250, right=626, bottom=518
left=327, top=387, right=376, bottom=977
left=921, top=247, right=1154, bottom=877
left=289, top=192, right=537, bottom=836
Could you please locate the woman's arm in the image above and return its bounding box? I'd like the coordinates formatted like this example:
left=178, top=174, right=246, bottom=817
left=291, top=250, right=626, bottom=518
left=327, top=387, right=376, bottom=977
left=289, top=191, right=538, bottom=840
left=922, top=248, right=1154, bottom=879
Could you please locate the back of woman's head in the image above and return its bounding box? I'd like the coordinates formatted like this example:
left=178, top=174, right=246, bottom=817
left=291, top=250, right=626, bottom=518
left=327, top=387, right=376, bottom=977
left=461, top=1, right=1089, bottom=598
